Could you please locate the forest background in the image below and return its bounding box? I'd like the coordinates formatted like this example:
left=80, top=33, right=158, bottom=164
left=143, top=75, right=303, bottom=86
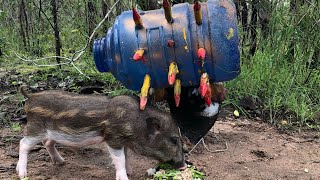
left=0, top=0, right=319, bottom=131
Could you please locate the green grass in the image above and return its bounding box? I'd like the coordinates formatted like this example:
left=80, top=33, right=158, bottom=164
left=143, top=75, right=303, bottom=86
left=226, top=45, right=320, bottom=130
left=10, top=122, right=21, bottom=132
left=224, top=2, right=320, bottom=130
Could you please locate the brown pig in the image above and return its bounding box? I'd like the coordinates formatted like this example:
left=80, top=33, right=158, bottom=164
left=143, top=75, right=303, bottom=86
left=16, top=86, right=186, bottom=180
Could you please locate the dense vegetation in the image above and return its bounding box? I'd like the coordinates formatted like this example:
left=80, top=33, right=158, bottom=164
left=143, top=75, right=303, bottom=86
left=0, top=0, right=319, bottom=130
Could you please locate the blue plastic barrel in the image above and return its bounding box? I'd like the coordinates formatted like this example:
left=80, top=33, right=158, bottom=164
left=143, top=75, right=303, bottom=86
left=93, top=0, right=240, bottom=91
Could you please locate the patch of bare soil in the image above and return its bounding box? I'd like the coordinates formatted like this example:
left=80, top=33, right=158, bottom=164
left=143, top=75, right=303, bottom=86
left=1, top=115, right=320, bottom=180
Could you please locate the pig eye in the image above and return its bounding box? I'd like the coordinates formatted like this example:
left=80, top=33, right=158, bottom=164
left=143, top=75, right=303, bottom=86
left=170, top=137, right=179, bottom=145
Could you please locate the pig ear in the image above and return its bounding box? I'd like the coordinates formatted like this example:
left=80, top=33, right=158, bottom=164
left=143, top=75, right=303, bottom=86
left=146, top=117, right=162, bottom=136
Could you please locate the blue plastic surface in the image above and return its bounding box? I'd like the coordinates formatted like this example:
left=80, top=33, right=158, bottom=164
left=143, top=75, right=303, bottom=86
left=93, top=0, right=240, bottom=91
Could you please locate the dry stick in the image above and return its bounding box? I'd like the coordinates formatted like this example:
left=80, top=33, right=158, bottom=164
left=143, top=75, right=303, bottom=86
left=14, top=54, right=72, bottom=62
left=15, top=0, right=120, bottom=72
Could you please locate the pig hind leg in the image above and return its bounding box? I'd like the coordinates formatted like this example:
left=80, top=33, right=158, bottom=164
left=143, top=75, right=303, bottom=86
left=42, top=139, right=64, bottom=165
left=16, top=136, right=42, bottom=179
left=107, top=145, right=129, bottom=180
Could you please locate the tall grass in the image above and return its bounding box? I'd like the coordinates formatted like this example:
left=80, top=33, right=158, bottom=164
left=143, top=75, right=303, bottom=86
left=226, top=1, right=320, bottom=129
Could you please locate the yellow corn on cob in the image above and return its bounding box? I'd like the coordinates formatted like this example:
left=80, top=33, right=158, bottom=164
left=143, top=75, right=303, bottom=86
left=140, top=74, right=151, bottom=110
left=168, top=62, right=179, bottom=85
left=174, top=79, right=181, bottom=107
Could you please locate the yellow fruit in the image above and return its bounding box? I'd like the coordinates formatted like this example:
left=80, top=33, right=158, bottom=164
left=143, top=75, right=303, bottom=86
left=234, top=110, right=240, bottom=117
left=141, top=74, right=151, bottom=97
left=174, top=79, right=181, bottom=95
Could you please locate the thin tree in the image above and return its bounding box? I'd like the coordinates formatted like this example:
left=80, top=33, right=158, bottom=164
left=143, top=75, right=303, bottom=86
left=19, top=0, right=29, bottom=51
left=51, top=0, right=61, bottom=67
left=288, top=0, right=307, bottom=61
left=37, top=0, right=43, bottom=56
left=259, top=0, right=271, bottom=40
left=249, top=0, right=258, bottom=56
left=101, top=0, right=109, bottom=30
left=87, top=0, right=97, bottom=37
left=87, top=0, right=97, bottom=51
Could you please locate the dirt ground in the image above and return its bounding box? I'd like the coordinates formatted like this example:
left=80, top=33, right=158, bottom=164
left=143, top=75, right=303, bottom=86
left=1, top=113, right=320, bottom=180
left=1, top=69, right=320, bottom=180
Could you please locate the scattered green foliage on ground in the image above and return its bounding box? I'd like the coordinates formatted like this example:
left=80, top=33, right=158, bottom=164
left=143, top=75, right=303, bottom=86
left=151, top=163, right=205, bottom=180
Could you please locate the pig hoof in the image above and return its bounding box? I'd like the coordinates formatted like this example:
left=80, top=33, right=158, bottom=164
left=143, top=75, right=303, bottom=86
left=116, top=172, right=129, bottom=180
left=56, top=161, right=65, bottom=166
left=126, top=167, right=133, bottom=176
left=16, top=166, right=27, bottom=179
left=54, top=159, right=65, bottom=165
left=53, top=157, right=65, bottom=165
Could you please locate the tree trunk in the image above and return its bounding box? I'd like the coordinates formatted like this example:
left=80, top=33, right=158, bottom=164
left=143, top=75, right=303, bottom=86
left=22, top=0, right=30, bottom=49
left=19, top=0, right=27, bottom=50
left=87, top=0, right=97, bottom=51
left=101, top=0, right=108, bottom=18
left=241, top=1, right=248, bottom=36
left=51, top=0, right=61, bottom=67
left=37, top=0, right=43, bottom=56
left=249, top=0, right=258, bottom=56
left=28, top=1, right=35, bottom=52
left=101, top=0, right=109, bottom=31
left=87, top=0, right=96, bottom=36
left=240, top=0, right=249, bottom=48
left=234, top=0, right=240, bottom=20
left=136, top=0, right=159, bottom=11
left=39, top=0, right=42, bottom=19
left=259, top=0, right=271, bottom=40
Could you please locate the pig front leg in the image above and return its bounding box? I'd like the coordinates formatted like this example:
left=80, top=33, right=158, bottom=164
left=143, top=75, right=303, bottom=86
left=124, top=147, right=133, bottom=176
left=107, top=145, right=129, bottom=180
left=42, top=139, right=64, bottom=165
left=16, top=136, right=42, bottom=179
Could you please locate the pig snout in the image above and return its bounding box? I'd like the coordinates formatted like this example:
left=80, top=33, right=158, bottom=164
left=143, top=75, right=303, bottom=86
left=178, top=162, right=188, bottom=170
left=165, top=159, right=187, bottom=170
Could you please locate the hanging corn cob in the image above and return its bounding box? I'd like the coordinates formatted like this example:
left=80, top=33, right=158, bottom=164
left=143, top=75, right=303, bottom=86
left=203, top=85, right=212, bottom=106
left=194, top=0, right=202, bottom=25
left=132, top=6, right=143, bottom=28
left=197, top=48, right=206, bottom=67
left=140, top=74, right=151, bottom=110
left=168, top=62, right=179, bottom=85
left=163, top=0, right=173, bottom=23
left=133, top=49, right=145, bottom=62
left=174, top=79, right=181, bottom=107
left=199, top=73, right=210, bottom=98
left=167, top=39, right=175, bottom=47
left=198, top=48, right=206, bottom=59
